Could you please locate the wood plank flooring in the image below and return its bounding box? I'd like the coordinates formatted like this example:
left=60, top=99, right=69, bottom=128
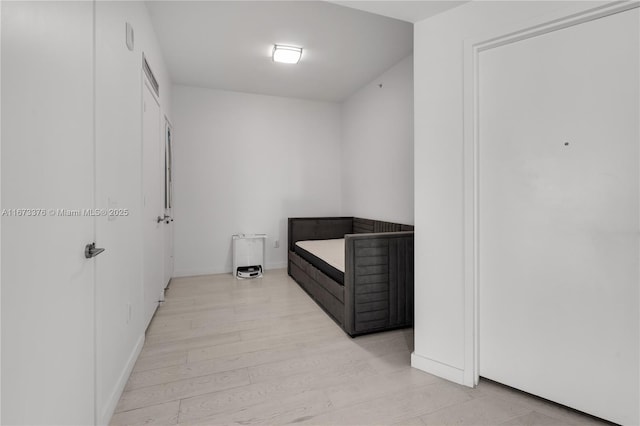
left=111, top=269, right=610, bottom=425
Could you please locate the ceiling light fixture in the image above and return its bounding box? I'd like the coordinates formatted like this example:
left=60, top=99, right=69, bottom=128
left=272, top=44, right=303, bottom=64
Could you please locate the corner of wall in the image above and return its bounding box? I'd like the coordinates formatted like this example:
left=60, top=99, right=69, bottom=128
left=411, top=352, right=469, bottom=386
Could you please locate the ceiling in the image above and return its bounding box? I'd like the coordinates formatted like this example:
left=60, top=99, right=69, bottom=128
left=330, top=1, right=467, bottom=23
left=146, top=1, right=463, bottom=102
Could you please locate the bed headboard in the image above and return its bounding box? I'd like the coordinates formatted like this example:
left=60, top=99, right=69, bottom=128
left=288, top=217, right=414, bottom=251
left=353, top=217, right=414, bottom=233
left=288, top=217, right=354, bottom=251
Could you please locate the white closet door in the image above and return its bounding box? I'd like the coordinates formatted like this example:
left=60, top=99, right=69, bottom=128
left=479, top=8, right=639, bottom=425
left=142, top=81, right=164, bottom=328
left=2, top=2, right=96, bottom=424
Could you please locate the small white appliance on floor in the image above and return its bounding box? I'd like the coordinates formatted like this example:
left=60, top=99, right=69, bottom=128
left=232, top=234, right=266, bottom=279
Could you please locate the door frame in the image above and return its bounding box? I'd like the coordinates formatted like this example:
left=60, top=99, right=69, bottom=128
left=163, top=116, right=174, bottom=287
left=461, top=1, right=640, bottom=387
left=164, top=115, right=173, bottom=212
left=141, top=68, right=163, bottom=328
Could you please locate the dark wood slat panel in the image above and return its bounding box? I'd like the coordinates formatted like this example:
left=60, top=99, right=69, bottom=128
left=354, top=291, right=388, bottom=303
left=353, top=218, right=375, bottom=234
left=357, top=310, right=389, bottom=322
left=389, top=238, right=398, bottom=325
left=354, top=274, right=388, bottom=286
left=355, top=257, right=388, bottom=269
left=355, top=218, right=415, bottom=234
left=374, top=222, right=399, bottom=233
left=354, top=257, right=387, bottom=267
left=355, top=300, right=388, bottom=313
left=289, top=258, right=344, bottom=325
left=289, top=250, right=307, bottom=270
left=311, top=282, right=345, bottom=325
left=355, top=265, right=388, bottom=276
left=290, top=262, right=312, bottom=294
left=355, top=248, right=388, bottom=257
left=355, top=282, right=389, bottom=294
left=355, top=319, right=388, bottom=331
left=310, top=264, right=345, bottom=302
left=290, top=251, right=344, bottom=302
left=353, top=225, right=372, bottom=234
left=406, top=238, right=415, bottom=324
left=397, top=239, right=406, bottom=326
left=354, top=239, right=389, bottom=249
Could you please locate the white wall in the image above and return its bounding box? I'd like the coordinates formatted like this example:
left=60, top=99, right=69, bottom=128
left=172, top=86, right=342, bottom=276
left=341, top=55, right=414, bottom=225
left=412, top=0, right=623, bottom=386
left=95, top=2, right=172, bottom=424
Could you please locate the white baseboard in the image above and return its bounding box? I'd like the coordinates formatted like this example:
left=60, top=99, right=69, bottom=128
left=173, top=266, right=229, bottom=277
left=411, top=351, right=469, bottom=387
left=173, top=263, right=287, bottom=278
left=265, top=261, right=287, bottom=270
left=99, top=334, right=145, bottom=425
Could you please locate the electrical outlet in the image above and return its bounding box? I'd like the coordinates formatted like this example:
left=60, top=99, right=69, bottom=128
left=274, top=239, right=280, bottom=248
left=126, top=302, right=132, bottom=324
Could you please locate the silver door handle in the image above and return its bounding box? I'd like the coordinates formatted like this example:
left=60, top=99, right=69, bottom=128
left=85, top=242, right=105, bottom=259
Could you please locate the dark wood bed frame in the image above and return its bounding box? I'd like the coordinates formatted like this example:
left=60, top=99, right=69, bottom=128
left=288, top=217, right=414, bottom=336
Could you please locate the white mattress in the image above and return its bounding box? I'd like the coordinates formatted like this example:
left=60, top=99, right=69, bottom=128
left=295, top=238, right=345, bottom=273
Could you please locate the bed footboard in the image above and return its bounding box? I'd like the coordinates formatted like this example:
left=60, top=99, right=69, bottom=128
left=343, top=232, right=414, bottom=335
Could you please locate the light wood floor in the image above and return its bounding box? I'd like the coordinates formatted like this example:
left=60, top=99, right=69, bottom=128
left=111, top=269, right=609, bottom=425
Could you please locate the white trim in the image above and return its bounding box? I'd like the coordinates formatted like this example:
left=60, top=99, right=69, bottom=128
left=92, top=1, right=98, bottom=421
left=99, top=334, right=145, bottom=425
left=0, top=1, right=3, bottom=419
left=411, top=352, right=465, bottom=385
left=462, top=0, right=640, bottom=388
left=462, top=34, right=477, bottom=388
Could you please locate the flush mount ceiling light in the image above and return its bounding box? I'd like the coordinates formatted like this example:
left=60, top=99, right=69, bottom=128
left=272, top=44, right=303, bottom=64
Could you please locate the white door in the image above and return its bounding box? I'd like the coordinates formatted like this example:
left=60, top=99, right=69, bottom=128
left=479, top=8, right=639, bottom=425
left=142, top=80, right=164, bottom=328
left=164, top=120, right=174, bottom=286
left=1, top=2, right=96, bottom=424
